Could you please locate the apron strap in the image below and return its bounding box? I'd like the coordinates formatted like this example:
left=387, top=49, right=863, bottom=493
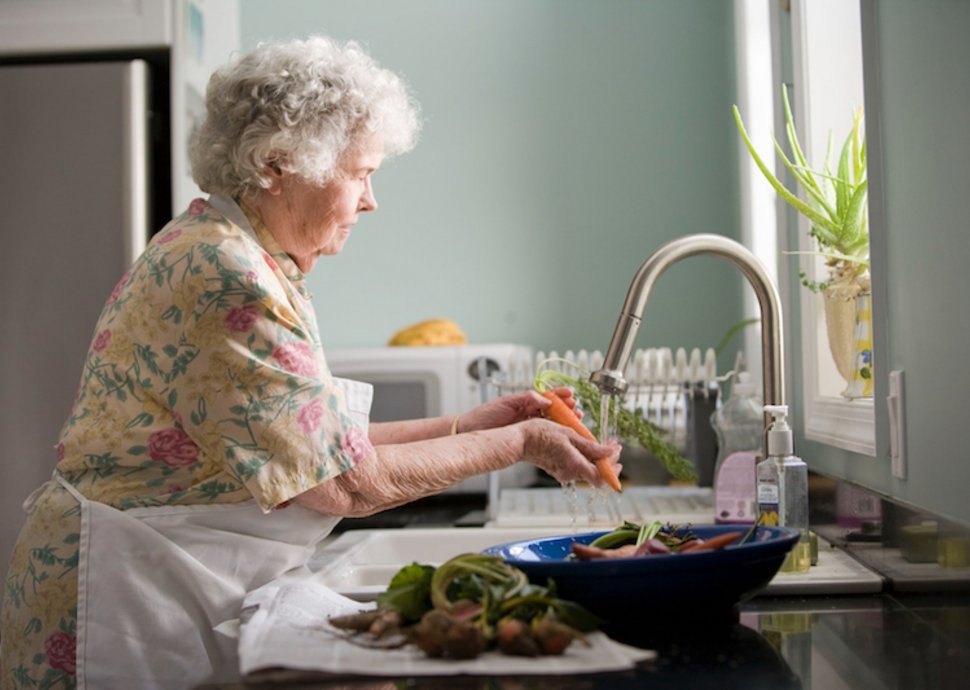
left=53, top=470, right=87, bottom=505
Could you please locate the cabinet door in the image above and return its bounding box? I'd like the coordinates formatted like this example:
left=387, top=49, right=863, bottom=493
left=0, top=60, right=150, bottom=566
left=0, top=0, right=172, bottom=55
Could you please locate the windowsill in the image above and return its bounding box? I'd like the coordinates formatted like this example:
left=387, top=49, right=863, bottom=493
left=804, top=393, right=876, bottom=456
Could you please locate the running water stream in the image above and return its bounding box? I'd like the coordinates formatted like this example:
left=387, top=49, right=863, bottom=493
left=558, top=390, right=625, bottom=528
left=596, top=393, right=624, bottom=524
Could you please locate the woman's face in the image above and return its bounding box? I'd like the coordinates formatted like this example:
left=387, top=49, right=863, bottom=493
left=262, top=135, right=385, bottom=273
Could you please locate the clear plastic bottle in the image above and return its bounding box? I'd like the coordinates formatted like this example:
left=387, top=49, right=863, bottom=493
left=710, top=372, right=762, bottom=524
left=756, top=405, right=811, bottom=573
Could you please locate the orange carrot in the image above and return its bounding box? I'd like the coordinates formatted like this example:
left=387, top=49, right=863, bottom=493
left=678, top=531, right=744, bottom=553
left=539, top=390, right=622, bottom=492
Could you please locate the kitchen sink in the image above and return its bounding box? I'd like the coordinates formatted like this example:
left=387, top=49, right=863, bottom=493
left=308, top=525, right=884, bottom=601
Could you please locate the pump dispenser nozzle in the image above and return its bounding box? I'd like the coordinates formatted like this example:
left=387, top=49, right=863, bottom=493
left=765, top=404, right=794, bottom=456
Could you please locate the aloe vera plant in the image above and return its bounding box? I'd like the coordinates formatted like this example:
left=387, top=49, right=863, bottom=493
left=733, top=87, right=869, bottom=292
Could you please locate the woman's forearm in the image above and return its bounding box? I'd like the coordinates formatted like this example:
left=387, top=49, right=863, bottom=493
left=296, top=425, right=522, bottom=517
left=368, top=416, right=457, bottom=444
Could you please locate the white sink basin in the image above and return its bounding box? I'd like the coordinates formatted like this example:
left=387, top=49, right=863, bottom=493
left=309, top=527, right=569, bottom=600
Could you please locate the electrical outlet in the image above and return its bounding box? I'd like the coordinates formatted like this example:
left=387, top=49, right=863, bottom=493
left=888, top=370, right=906, bottom=479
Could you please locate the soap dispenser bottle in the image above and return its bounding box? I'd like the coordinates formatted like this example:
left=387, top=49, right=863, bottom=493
left=710, top=371, right=763, bottom=524
left=756, top=404, right=811, bottom=573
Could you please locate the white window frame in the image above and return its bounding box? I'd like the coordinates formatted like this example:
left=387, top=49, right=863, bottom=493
left=733, top=0, right=779, bottom=386
left=736, top=0, right=875, bottom=456
left=790, top=0, right=875, bottom=456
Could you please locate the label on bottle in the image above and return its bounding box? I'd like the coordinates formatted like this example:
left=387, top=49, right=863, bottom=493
left=714, top=451, right=757, bottom=524
left=757, top=483, right=779, bottom=503
left=757, top=481, right=780, bottom=526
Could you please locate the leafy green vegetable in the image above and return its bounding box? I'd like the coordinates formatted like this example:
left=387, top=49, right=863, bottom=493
left=375, top=553, right=601, bottom=640
left=500, top=587, right=601, bottom=633
left=738, top=510, right=765, bottom=545
left=588, top=526, right=640, bottom=549
left=636, top=520, right=663, bottom=546
left=375, top=562, right=434, bottom=622
left=589, top=520, right=700, bottom=553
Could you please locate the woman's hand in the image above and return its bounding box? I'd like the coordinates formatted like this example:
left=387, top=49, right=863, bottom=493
left=457, top=387, right=581, bottom=433
left=519, top=418, right=622, bottom=487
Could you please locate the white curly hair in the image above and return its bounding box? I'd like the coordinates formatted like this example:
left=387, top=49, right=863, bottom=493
left=189, top=35, right=421, bottom=198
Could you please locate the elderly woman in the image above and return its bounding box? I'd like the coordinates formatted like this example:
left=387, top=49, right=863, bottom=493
left=0, top=36, right=618, bottom=688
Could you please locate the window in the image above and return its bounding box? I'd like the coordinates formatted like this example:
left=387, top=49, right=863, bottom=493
left=736, top=0, right=875, bottom=456
left=790, top=0, right=875, bottom=455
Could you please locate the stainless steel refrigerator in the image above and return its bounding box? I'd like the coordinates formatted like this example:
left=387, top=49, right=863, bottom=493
left=0, top=59, right=166, bottom=575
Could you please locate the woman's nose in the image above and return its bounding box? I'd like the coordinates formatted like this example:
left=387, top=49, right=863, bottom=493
left=360, top=179, right=378, bottom=212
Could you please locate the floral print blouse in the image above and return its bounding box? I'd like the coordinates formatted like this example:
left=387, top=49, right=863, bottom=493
left=0, top=196, right=372, bottom=688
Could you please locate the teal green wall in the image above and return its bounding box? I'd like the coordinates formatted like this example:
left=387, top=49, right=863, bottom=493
left=794, top=0, right=970, bottom=528
left=240, top=1, right=970, bottom=526
left=239, top=0, right=744, bottom=362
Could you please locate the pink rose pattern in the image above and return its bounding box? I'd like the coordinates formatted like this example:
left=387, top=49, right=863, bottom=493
left=44, top=630, right=76, bottom=675
left=188, top=197, right=207, bottom=216
left=92, top=329, right=111, bottom=353
left=298, top=399, right=325, bottom=434
left=225, top=304, right=261, bottom=333
left=272, top=342, right=318, bottom=377
left=157, top=228, right=182, bottom=244
left=106, top=270, right=131, bottom=306
left=342, top=427, right=374, bottom=465
left=147, top=427, right=200, bottom=468
left=3, top=199, right=367, bottom=684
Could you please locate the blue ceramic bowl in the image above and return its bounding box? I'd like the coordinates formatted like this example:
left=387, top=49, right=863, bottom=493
left=482, top=525, right=799, bottom=626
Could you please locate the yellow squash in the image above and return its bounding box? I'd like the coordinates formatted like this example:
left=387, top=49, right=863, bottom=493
left=388, top=318, right=467, bottom=346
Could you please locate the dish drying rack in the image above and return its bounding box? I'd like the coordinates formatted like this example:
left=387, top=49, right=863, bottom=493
left=475, top=346, right=738, bottom=521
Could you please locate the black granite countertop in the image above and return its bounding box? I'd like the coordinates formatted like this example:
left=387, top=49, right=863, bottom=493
left=202, top=483, right=970, bottom=689
left=203, top=591, right=969, bottom=690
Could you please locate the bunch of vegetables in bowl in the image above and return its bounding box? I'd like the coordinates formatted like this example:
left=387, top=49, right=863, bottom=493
left=482, top=520, right=800, bottom=630
left=569, top=520, right=750, bottom=560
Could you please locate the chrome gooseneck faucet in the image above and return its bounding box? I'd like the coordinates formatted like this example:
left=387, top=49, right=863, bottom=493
left=590, top=233, right=785, bottom=414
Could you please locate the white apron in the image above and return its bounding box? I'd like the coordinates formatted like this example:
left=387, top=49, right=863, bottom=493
left=56, top=377, right=372, bottom=689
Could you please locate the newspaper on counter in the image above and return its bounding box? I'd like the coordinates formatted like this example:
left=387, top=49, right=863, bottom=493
left=238, top=573, right=656, bottom=678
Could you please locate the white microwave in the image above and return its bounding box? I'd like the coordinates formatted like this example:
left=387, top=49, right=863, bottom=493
left=325, top=343, right=536, bottom=492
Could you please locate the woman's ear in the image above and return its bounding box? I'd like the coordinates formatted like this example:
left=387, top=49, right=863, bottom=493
left=264, top=160, right=285, bottom=195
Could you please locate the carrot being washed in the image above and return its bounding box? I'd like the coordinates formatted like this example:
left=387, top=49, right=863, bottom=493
left=539, top=390, right=622, bottom=492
